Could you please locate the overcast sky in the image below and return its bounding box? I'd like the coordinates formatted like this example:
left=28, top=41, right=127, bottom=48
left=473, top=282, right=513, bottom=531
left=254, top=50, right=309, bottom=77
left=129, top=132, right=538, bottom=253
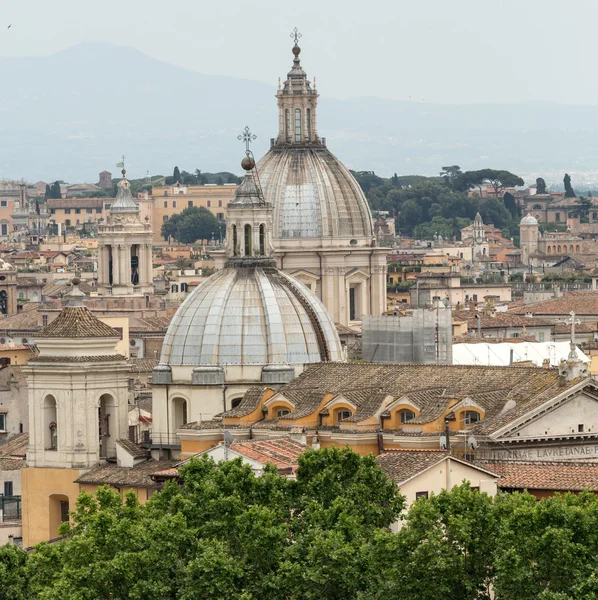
left=0, top=0, right=596, bottom=104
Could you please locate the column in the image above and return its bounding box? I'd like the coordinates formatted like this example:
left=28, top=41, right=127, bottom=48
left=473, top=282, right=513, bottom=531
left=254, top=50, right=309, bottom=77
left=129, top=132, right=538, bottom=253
left=124, top=245, right=132, bottom=286
left=146, top=243, right=153, bottom=286
left=336, top=267, right=347, bottom=326
left=112, top=245, right=121, bottom=286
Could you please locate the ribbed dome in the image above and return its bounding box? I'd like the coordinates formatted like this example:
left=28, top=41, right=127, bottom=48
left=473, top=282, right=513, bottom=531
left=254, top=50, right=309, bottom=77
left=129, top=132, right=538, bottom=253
left=257, top=146, right=374, bottom=240
left=520, top=214, right=539, bottom=225
left=160, top=264, right=343, bottom=366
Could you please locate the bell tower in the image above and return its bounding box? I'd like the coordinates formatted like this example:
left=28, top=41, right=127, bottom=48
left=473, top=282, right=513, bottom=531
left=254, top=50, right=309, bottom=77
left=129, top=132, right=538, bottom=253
left=97, top=161, right=153, bottom=296
left=275, top=28, right=320, bottom=145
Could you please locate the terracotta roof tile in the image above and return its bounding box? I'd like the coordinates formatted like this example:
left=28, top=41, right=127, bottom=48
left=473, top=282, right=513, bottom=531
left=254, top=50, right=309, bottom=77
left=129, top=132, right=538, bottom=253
left=377, top=450, right=449, bottom=483
left=480, top=460, right=598, bottom=491
left=37, top=307, right=119, bottom=338
left=510, top=292, right=598, bottom=316
left=227, top=437, right=308, bottom=469
left=453, top=310, right=552, bottom=329
left=115, top=438, right=148, bottom=459
left=0, top=433, right=28, bottom=458
left=75, top=459, right=180, bottom=487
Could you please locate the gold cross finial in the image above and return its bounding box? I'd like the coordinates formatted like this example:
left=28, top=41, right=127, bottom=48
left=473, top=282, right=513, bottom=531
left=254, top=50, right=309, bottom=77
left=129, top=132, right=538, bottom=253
left=290, top=27, right=302, bottom=45
left=237, top=126, right=257, bottom=156
left=116, top=155, right=126, bottom=177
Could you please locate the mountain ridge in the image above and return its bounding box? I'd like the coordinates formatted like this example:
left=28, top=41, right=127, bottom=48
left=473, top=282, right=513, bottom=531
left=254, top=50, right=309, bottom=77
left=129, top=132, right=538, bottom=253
left=1, top=42, right=598, bottom=185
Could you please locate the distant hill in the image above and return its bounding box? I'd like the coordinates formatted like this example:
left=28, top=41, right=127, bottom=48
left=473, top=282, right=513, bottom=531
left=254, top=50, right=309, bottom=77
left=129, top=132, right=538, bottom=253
left=2, top=42, right=598, bottom=186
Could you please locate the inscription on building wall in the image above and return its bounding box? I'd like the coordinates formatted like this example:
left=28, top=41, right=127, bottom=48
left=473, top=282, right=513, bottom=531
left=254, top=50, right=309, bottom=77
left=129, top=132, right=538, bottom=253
left=490, top=445, right=598, bottom=460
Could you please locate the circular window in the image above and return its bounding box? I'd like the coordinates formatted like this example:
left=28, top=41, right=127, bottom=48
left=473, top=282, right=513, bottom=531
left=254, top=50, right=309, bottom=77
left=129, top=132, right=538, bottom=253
left=130, top=339, right=136, bottom=347
left=0, top=338, right=6, bottom=345
left=21, top=338, right=27, bottom=344
left=0, top=275, right=6, bottom=281
left=349, top=239, right=358, bottom=246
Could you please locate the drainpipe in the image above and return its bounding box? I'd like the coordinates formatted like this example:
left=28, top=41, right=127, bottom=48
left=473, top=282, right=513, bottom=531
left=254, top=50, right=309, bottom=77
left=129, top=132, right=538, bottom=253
left=378, top=414, right=387, bottom=453
left=476, top=314, right=481, bottom=338
left=222, top=384, right=228, bottom=413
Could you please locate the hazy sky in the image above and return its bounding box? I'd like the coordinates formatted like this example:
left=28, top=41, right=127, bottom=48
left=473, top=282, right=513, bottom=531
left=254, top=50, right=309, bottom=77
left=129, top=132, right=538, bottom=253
left=0, top=0, right=596, bottom=104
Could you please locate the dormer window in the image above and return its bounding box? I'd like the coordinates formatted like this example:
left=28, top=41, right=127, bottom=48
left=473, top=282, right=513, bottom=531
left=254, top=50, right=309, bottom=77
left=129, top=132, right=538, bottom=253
left=399, top=409, right=416, bottom=424
left=337, top=409, right=351, bottom=423
left=277, top=408, right=291, bottom=418
left=464, top=410, right=480, bottom=425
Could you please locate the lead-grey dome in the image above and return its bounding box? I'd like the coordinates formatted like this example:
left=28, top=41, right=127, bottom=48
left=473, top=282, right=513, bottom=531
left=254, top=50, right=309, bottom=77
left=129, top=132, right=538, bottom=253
left=160, top=263, right=343, bottom=366
left=257, top=146, right=374, bottom=240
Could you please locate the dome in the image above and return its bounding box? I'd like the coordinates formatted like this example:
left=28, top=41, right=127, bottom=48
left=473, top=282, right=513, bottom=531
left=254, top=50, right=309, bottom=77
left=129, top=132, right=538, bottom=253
left=160, top=264, right=343, bottom=367
left=257, top=146, right=374, bottom=240
left=520, top=214, right=539, bottom=225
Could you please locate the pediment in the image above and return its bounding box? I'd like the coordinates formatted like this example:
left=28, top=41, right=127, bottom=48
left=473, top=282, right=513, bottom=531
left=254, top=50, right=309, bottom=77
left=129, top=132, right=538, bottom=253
left=496, top=386, right=598, bottom=440
left=290, top=269, right=320, bottom=283
left=345, top=268, right=371, bottom=283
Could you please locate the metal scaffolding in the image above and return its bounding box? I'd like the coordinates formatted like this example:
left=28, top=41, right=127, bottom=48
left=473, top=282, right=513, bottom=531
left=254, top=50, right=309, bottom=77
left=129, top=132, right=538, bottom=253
left=362, top=309, right=453, bottom=364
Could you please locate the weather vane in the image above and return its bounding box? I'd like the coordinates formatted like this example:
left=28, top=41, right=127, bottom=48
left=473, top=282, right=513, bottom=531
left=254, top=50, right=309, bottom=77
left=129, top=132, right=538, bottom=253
left=237, top=126, right=257, bottom=156
left=290, top=27, right=302, bottom=45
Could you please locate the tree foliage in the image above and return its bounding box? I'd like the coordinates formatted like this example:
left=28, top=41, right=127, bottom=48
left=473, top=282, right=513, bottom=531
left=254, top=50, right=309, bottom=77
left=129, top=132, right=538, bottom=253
left=564, top=173, right=576, bottom=198
left=3, top=455, right=598, bottom=599
left=536, top=177, right=547, bottom=194
left=161, top=206, right=224, bottom=244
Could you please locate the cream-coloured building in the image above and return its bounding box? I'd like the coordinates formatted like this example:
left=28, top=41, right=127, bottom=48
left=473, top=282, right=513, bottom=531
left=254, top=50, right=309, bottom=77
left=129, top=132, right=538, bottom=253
left=21, top=282, right=131, bottom=546
left=253, top=36, right=387, bottom=326
left=97, top=169, right=153, bottom=297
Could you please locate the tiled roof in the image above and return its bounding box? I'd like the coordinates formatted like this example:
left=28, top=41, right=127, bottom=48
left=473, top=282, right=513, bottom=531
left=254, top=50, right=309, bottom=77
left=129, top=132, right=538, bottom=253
left=227, top=437, right=308, bottom=468
left=47, top=198, right=104, bottom=209
left=37, top=307, right=119, bottom=338
left=115, top=438, right=148, bottom=459
left=377, top=450, right=449, bottom=484
left=28, top=354, right=127, bottom=363
left=553, top=321, right=598, bottom=334
left=0, top=433, right=28, bottom=458
left=0, top=308, right=41, bottom=332
left=453, top=310, right=552, bottom=329
left=261, top=363, right=580, bottom=435
left=180, top=419, right=227, bottom=430
left=75, top=459, right=180, bottom=487
left=510, top=292, right=598, bottom=316
left=480, top=460, right=598, bottom=491
left=129, top=316, right=172, bottom=332
left=223, top=386, right=267, bottom=418
left=335, top=322, right=361, bottom=336
left=0, top=457, right=24, bottom=471
left=128, top=358, right=159, bottom=373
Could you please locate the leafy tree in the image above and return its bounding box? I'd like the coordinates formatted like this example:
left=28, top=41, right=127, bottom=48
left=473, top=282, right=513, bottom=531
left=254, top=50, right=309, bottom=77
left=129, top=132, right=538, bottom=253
left=440, top=165, right=462, bottom=189
left=49, top=181, right=61, bottom=199
left=44, top=184, right=51, bottom=200
left=173, top=166, right=181, bottom=184
left=456, top=169, right=524, bottom=196
left=503, top=191, right=519, bottom=217
left=216, top=176, right=224, bottom=186
left=390, top=172, right=399, bottom=187
left=161, top=206, right=224, bottom=244
left=564, top=173, right=576, bottom=198
left=536, top=177, right=547, bottom=194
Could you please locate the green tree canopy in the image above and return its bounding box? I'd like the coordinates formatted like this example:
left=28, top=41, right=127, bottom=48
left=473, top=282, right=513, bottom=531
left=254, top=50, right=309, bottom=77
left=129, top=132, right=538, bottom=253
left=161, top=206, right=224, bottom=244
left=536, top=177, right=547, bottom=194
left=564, top=173, right=576, bottom=198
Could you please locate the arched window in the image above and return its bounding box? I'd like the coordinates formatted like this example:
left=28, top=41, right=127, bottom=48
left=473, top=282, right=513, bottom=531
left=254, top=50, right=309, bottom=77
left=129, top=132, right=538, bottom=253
left=547, top=246, right=552, bottom=254
left=576, top=245, right=580, bottom=252
left=230, top=397, right=243, bottom=410
left=44, top=395, right=57, bottom=450
left=336, top=409, right=352, bottom=423
left=173, top=398, right=188, bottom=429
left=49, top=494, right=69, bottom=538
left=277, top=408, right=291, bottom=418
left=244, top=224, right=252, bottom=256
left=532, top=204, right=543, bottom=210
left=399, top=409, right=416, bottom=424
left=593, top=212, right=597, bottom=220
left=295, top=109, right=302, bottom=142
left=464, top=410, right=480, bottom=425
left=307, top=108, right=311, bottom=139
left=232, top=224, right=238, bottom=256
left=285, top=109, right=291, bottom=142
left=259, top=224, right=265, bottom=255
left=557, top=245, right=561, bottom=253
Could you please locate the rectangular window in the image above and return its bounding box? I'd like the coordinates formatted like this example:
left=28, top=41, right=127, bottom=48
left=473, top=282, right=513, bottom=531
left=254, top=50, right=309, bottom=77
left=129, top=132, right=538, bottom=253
left=75, top=208, right=81, bottom=214
left=295, top=108, right=301, bottom=142
left=104, top=204, right=112, bottom=211
left=86, top=208, right=92, bottom=214
left=96, top=208, right=101, bottom=214
left=217, top=213, right=224, bottom=220
left=1, top=224, right=6, bottom=236
left=172, top=201, right=177, bottom=208
left=50, top=209, right=56, bottom=215
left=285, top=109, right=291, bottom=141
left=218, top=200, right=222, bottom=207
left=76, top=219, right=80, bottom=225
left=555, top=213, right=561, bottom=222
left=60, top=501, right=69, bottom=523
left=65, top=219, right=71, bottom=227
left=0, top=201, right=6, bottom=207
left=42, top=315, right=48, bottom=326
left=0, top=413, right=6, bottom=431
left=163, top=215, right=169, bottom=222
left=188, top=200, right=193, bottom=208
left=4, top=481, right=12, bottom=496
left=579, top=424, right=585, bottom=433
left=64, top=208, right=71, bottom=214
left=538, top=332, right=545, bottom=342
left=207, top=200, right=211, bottom=208
left=415, top=491, right=429, bottom=500
left=164, top=201, right=168, bottom=208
